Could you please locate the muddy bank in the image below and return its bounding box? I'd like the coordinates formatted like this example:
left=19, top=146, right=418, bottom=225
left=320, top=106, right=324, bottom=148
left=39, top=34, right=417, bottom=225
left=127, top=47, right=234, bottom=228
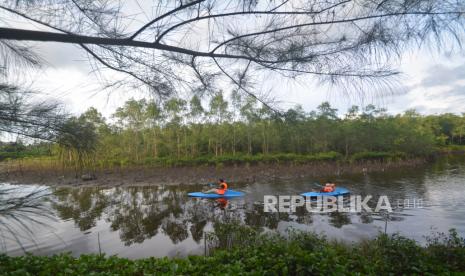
left=0, top=158, right=428, bottom=187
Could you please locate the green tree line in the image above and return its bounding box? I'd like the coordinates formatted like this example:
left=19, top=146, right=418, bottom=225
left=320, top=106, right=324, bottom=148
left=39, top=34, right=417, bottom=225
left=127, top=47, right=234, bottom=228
left=5, top=91, right=465, bottom=168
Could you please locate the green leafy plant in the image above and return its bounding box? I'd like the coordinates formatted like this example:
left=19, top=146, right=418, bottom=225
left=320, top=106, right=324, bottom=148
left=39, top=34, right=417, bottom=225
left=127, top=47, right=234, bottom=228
left=2, top=226, right=464, bottom=275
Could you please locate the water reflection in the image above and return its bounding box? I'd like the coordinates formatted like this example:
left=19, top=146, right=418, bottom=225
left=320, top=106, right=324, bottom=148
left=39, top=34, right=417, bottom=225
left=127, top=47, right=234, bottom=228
left=49, top=186, right=419, bottom=246
left=50, top=185, right=248, bottom=246
left=53, top=188, right=108, bottom=231
left=0, top=184, right=53, bottom=252
left=2, top=156, right=465, bottom=257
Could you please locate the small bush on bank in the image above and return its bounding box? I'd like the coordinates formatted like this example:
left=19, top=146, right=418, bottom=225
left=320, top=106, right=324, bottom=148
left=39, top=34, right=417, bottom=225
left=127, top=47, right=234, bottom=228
left=350, top=151, right=407, bottom=162
left=1, top=229, right=464, bottom=275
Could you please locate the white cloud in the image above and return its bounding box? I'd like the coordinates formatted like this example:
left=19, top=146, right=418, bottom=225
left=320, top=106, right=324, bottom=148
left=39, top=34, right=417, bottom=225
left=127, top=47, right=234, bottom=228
left=30, top=65, right=146, bottom=118
left=12, top=44, right=462, bottom=118
left=381, top=50, right=465, bottom=115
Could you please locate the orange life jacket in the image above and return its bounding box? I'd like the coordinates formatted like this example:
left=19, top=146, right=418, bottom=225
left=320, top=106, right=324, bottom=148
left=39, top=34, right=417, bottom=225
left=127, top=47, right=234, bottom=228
left=323, top=186, right=334, bottom=192
left=216, top=198, right=228, bottom=209
left=216, top=182, right=228, bottom=195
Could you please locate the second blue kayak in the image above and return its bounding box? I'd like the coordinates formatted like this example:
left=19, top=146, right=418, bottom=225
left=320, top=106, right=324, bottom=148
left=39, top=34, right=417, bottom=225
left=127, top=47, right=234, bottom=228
left=301, top=187, right=350, bottom=197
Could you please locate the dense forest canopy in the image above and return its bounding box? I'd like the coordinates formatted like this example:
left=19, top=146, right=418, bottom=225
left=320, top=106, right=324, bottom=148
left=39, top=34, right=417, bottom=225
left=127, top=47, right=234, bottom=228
left=5, top=92, right=465, bottom=169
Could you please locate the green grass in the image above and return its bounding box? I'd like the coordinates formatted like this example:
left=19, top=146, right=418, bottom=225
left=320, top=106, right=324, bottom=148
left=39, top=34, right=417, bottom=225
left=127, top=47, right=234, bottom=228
left=438, top=145, right=465, bottom=152
left=0, top=151, right=51, bottom=161
left=157, top=150, right=426, bottom=167
left=0, top=149, right=438, bottom=173
left=1, top=229, right=464, bottom=275
left=88, top=152, right=343, bottom=168
left=5, top=152, right=346, bottom=170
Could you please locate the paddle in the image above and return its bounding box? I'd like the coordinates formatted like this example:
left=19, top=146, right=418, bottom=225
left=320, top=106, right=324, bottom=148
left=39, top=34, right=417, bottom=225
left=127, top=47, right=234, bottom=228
left=312, top=182, right=323, bottom=188
left=311, top=182, right=327, bottom=192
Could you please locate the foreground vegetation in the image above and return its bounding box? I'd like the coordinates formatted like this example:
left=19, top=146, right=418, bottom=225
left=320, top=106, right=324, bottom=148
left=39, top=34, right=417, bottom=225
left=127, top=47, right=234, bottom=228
left=2, top=94, right=465, bottom=173
left=1, top=228, right=464, bottom=275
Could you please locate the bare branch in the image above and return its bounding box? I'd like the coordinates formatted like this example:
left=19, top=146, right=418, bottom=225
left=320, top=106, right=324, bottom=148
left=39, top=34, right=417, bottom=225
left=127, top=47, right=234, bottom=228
left=0, top=0, right=464, bottom=109
left=155, top=0, right=352, bottom=43
left=213, top=57, right=280, bottom=114
left=129, top=0, right=205, bottom=40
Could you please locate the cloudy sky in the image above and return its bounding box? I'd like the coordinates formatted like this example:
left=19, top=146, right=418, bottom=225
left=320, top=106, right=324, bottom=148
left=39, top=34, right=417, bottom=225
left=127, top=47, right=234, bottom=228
left=2, top=2, right=465, bottom=118
left=27, top=42, right=465, bottom=118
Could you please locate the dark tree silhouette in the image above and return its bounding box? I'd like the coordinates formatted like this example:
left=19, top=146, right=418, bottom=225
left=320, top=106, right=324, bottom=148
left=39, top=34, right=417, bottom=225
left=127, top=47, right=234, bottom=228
left=0, top=84, right=67, bottom=140
left=0, top=37, right=68, bottom=140
left=0, top=0, right=463, bottom=108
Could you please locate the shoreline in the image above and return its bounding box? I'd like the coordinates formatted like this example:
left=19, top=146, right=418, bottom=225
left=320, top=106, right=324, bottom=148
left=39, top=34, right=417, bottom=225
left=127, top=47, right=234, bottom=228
left=0, top=158, right=428, bottom=187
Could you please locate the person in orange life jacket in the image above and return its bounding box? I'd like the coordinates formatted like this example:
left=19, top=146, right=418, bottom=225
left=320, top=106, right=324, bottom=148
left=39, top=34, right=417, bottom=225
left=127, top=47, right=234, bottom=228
left=321, top=181, right=336, bottom=193
left=204, top=179, right=229, bottom=194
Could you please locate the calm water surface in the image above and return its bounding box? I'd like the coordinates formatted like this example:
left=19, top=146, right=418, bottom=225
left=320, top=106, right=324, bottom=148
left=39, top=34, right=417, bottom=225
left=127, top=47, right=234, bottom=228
left=2, top=156, right=465, bottom=258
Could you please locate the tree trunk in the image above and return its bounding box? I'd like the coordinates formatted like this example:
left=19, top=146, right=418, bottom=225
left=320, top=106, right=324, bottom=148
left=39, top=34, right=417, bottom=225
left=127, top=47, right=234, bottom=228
left=153, top=130, right=158, bottom=158
left=177, top=132, right=181, bottom=158
left=248, top=131, right=252, bottom=155
left=232, top=126, right=236, bottom=156
left=345, top=138, right=349, bottom=159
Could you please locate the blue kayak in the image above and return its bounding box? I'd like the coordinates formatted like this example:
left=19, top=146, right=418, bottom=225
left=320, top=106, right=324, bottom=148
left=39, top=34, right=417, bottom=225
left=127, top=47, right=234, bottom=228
left=301, top=187, right=350, bottom=197
left=188, top=189, right=245, bottom=198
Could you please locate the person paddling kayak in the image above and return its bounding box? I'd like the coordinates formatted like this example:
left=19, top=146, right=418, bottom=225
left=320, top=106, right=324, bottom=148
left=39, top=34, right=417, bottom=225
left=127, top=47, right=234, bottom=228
left=204, top=179, right=228, bottom=195
left=321, top=181, right=336, bottom=193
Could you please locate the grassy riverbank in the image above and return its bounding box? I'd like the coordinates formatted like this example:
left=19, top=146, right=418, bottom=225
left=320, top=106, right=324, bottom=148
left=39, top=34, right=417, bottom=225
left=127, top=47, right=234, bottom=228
left=2, top=145, right=463, bottom=186
left=1, top=229, right=464, bottom=275
left=1, top=151, right=410, bottom=168
left=0, top=152, right=427, bottom=186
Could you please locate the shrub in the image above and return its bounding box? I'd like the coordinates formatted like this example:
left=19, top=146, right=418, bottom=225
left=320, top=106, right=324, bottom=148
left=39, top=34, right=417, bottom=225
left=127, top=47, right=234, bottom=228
left=1, top=229, right=464, bottom=275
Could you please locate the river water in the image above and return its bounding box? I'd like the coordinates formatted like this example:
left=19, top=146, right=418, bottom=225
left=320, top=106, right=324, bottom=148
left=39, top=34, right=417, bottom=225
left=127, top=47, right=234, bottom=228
left=2, top=156, right=465, bottom=258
